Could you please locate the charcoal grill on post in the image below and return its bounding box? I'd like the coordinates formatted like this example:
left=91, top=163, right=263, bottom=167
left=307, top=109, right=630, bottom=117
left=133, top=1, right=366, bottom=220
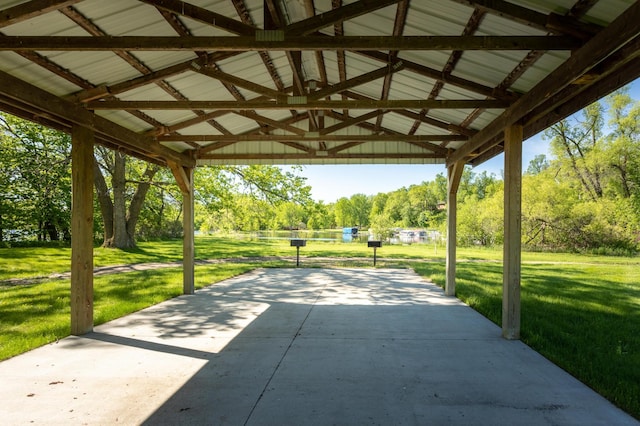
left=367, top=240, right=382, bottom=266
left=290, top=239, right=306, bottom=267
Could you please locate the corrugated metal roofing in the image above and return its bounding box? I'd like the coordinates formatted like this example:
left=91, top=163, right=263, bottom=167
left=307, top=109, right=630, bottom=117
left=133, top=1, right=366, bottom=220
left=0, top=0, right=638, bottom=167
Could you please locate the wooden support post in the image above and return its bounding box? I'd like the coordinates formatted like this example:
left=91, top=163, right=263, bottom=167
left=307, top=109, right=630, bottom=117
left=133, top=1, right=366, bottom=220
left=170, top=162, right=195, bottom=294
left=445, top=161, right=464, bottom=296
left=503, top=124, right=523, bottom=340
left=70, top=125, right=94, bottom=335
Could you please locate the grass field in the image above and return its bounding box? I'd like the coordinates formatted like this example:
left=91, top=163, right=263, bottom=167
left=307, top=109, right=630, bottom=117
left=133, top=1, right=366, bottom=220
left=0, top=236, right=638, bottom=419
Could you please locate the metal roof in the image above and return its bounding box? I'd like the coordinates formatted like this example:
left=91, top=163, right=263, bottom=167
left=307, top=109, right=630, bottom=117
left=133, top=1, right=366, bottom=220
left=0, top=0, right=639, bottom=167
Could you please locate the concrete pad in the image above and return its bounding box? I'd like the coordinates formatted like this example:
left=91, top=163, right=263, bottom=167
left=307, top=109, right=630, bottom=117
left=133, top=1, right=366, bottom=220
left=0, top=268, right=636, bottom=425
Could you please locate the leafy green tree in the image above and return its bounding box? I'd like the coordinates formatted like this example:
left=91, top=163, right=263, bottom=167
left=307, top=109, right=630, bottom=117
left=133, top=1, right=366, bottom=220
left=94, top=147, right=161, bottom=248
left=135, top=167, right=183, bottom=240
left=457, top=187, right=503, bottom=246
left=522, top=171, right=577, bottom=249
left=545, top=102, right=605, bottom=201
left=333, top=197, right=353, bottom=227
left=605, top=92, right=640, bottom=200
left=274, top=202, right=305, bottom=230
left=526, top=154, right=550, bottom=175
left=369, top=213, right=395, bottom=240
left=0, top=114, right=72, bottom=241
left=0, top=124, right=20, bottom=241
left=194, top=165, right=310, bottom=232
left=307, top=201, right=334, bottom=230
left=383, top=189, right=411, bottom=227
left=349, top=194, right=372, bottom=228
left=369, top=192, right=389, bottom=224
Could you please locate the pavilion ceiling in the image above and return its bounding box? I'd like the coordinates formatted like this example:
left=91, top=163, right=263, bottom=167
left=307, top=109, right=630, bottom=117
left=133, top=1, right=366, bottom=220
left=0, top=0, right=639, bottom=167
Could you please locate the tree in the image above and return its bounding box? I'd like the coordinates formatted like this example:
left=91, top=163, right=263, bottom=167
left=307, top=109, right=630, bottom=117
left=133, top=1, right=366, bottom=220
left=136, top=167, right=184, bottom=239
left=0, top=114, right=72, bottom=242
left=524, top=90, right=640, bottom=252
left=274, top=202, right=305, bottom=230
left=94, top=148, right=161, bottom=248
left=334, top=197, right=354, bottom=227
left=605, top=92, right=640, bottom=200
left=383, top=189, right=411, bottom=227
left=369, top=192, right=389, bottom=224
left=349, top=194, right=372, bottom=228
left=545, top=102, right=605, bottom=201
left=194, top=165, right=311, bottom=233
left=457, top=187, right=503, bottom=246
left=307, top=201, right=334, bottom=230
left=522, top=171, right=578, bottom=249
left=526, top=154, right=549, bottom=175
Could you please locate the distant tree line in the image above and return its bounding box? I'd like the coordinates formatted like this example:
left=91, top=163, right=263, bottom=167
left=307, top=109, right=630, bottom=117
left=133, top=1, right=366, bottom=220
left=1, top=89, right=638, bottom=253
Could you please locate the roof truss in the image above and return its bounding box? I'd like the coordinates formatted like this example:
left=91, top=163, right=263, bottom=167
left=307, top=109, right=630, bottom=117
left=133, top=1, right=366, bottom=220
left=0, top=0, right=638, bottom=167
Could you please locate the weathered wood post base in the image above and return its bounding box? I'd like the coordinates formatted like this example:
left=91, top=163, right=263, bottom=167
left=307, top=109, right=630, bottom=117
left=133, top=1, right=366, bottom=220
left=170, top=163, right=195, bottom=295
left=71, top=125, right=94, bottom=335
left=503, top=124, right=523, bottom=339
left=445, top=161, right=464, bottom=296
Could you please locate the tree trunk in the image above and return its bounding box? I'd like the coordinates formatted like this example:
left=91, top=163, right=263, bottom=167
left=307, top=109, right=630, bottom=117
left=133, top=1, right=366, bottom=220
left=94, top=151, right=159, bottom=249
left=93, top=156, right=113, bottom=244
left=108, top=152, right=135, bottom=248
left=45, top=220, right=59, bottom=241
left=125, top=163, right=160, bottom=242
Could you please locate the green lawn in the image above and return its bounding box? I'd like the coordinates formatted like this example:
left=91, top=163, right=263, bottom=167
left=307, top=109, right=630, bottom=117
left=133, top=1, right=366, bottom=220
left=0, top=236, right=638, bottom=419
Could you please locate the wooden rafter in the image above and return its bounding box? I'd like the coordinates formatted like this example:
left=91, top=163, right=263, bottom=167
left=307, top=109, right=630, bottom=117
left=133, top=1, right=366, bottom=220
left=0, top=0, right=81, bottom=28
left=452, top=0, right=601, bottom=39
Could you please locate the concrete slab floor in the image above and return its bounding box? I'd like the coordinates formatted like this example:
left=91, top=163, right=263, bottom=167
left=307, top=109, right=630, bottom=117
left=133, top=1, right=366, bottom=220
left=0, top=268, right=636, bottom=425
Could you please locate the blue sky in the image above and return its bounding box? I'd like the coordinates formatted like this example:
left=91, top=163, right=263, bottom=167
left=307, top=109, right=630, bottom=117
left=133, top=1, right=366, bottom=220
left=297, top=80, right=640, bottom=203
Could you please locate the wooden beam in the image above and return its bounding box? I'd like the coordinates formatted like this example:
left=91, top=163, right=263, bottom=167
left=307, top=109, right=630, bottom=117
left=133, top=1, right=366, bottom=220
left=445, top=160, right=464, bottom=297
left=233, top=111, right=307, bottom=135
left=503, top=124, right=522, bottom=340
left=355, top=50, right=519, bottom=102
left=285, top=0, right=401, bottom=35
left=0, top=35, right=582, bottom=51
left=0, top=0, right=81, bottom=28
left=157, top=134, right=467, bottom=142
left=194, top=65, right=284, bottom=99
left=327, top=141, right=364, bottom=154
left=139, top=0, right=255, bottom=35
left=452, top=0, right=600, bottom=39
left=309, top=63, right=405, bottom=101
left=87, top=99, right=509, bottom=110
left=68, top=52, right=239, bottom=103
left=198, top=153, right=442, bottom=161
left=447, top=0, right=640, bottom=166
left=70, top=125, right=94, bottom=335
left=319, top=110, right=385, bottom=135
left=343, top=91, right=478, bottom=137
